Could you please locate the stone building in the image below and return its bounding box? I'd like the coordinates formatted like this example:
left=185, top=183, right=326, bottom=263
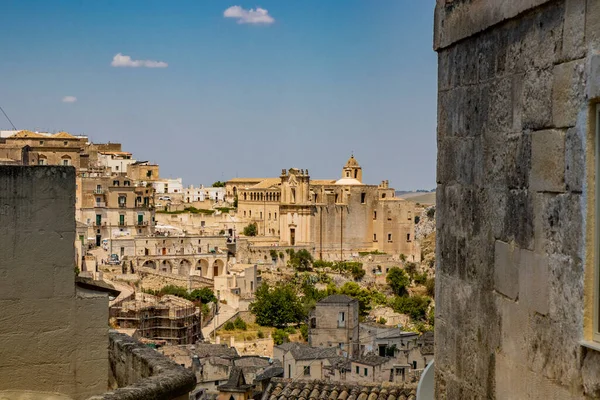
left=109, top=293, right=201, bottom=345
left=110, top=234, right=230, bottom=278
left=0, top=130, right=86, bottom=168
left=308, top=294, right=360, bottom=358
left=127, top=160, right=160, bottom=181
left=273, top=342, right=340, bottom=381
left=79, top=174, right=155, bottom=247
left=435, top=0, right=600, bottom=398
left=228, top=156, right=418, bottom=260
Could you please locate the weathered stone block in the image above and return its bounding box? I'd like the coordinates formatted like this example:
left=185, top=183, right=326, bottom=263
left=503, top=189, right=534, bottom=249
left=565, top=127, right=584, bottom=192
left=560, top=0, right=586, bottom=61
left=519, top=250, right=549, bottom=315
left=530, top=129, right=566, bottom=193
left=586, top=0, right=600, bottom=49
left=588, top=53, right=600, bottom=100
left=582, top=349, right=600, bottom=397
left=494, top=240, right=519, bottom=300
left=497, top=296, right=529, bottom=365
left=552, top=59, right=586, bottom=128
left=521, top=68, right=553, bottom=130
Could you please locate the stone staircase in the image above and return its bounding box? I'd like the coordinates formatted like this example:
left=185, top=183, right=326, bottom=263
left=202, top=303, right=237, bottom=339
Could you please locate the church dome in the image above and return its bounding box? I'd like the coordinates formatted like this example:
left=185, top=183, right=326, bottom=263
left=344, top=155, right=360, bottom=168
left=335, top=177, right=364, bottom=186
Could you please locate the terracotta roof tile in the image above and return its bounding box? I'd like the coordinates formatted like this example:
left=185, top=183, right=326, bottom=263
left=262, top=379, right=416, bottom=400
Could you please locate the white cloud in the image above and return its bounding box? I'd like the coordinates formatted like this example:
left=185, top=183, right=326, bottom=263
left=111, top=53, right=168, bottom=68
left=224, top=6, right=274, bottom=25
left=62, top=96, right=77, bottom=103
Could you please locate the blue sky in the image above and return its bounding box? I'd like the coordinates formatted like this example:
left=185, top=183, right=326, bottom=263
left=0, top=1, right=437, bottom=190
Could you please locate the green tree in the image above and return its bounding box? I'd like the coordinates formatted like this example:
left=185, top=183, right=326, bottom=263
left=299, top=324, right=309, bottom=341
left=273, top=329, right=289, bottom=345
left=287, top=249, right=314, bottom=272
left=339, top=282, right=373, bottom=316
left=188, top=287, right=217, bottom=304
left=250, top=283, right=306, bottom=328
left=224, top=321, right=235, bottom=331
left=387, top=267, right=410, bottom=296
left=404, top=262, right=418, bottom=277
left=426, top=207, right=435, bottom=219
left=390, top=295, right=431, bottom=321
left=243, top=223, right=258, bottom=237
left=425, top=277, right=435, bottom=297
left=233, top=195, right=238, bottom=208
left=212, top=181, right=225, bottom=187
left=233, top=317, right=247, bottom=330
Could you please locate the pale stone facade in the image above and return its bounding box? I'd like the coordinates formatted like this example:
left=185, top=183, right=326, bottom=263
left=308, top=295, right=360, bottom=358
left=79, top=174, right=154, bottom=247
left=229, top=157, right=418, bottom=259
left=435, top=0, right=600, bottom=398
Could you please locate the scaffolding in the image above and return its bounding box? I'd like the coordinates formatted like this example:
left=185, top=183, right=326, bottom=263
left=110, top=299, right=201, bottom=345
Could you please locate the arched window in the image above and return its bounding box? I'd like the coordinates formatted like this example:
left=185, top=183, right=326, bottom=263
left=243, top=193, right=247, bottom=200
left=61, top=155, right=72, bottom=166
left=38, top=155, right=47, bottom=165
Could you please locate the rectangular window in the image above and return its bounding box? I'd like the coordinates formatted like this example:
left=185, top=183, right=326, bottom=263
left=361, top=193, right=366, bottom=204
left=113, top=180, right=119, bottom=186
left=303, top=366, right=310, bottom=376
left=408, top=211, right=412, bottom=220
left=356, top=366, right=359, bottom=374
left=373, top=211, right=377, bottom=220
left=364, top=368, right=368, bottom=376
left=407, top=233, right=411, bottom=242
left=338, top=311, right=345, bottom=327
left=275, top=212, right=277, bottom=220
left=388, top=233, right=392, bottom=242
left=119, top=215, right=125, bottom=226
left=373, top=234, right=377, bottom=242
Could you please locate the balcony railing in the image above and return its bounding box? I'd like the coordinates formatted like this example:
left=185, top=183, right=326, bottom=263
left=137, top=221, right=148, bottom=226
left=94, top=188, right=104, bottom=194
left=119, top=203, right=127, bottom=208
left=119, top=221, right=126, bottom=226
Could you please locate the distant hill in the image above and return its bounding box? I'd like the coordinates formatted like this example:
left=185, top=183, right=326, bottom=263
left=396, top=191, right=436, bottom=205
left=395, top=189, right=435, bottom=196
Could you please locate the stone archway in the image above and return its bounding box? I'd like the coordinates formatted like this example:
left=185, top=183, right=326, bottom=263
left=142, top=260, right=156, bottom=269
left=179, top=259, right=191, bottom=276
left=213, top=259, right=224, bottom=277
left=196, top=259, right=209, bottom=277
left=159, top=260, right=172, bottom=274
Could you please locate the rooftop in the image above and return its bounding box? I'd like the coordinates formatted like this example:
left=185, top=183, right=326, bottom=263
left=352, top=353, right=390, bottom=367
left=218, top=367, right=253, bottom=393
left=318, top=294, right=357, bottom=305
left=275, top=342, right=338, bottom=361
left=262, top=378, right=416, bottom=400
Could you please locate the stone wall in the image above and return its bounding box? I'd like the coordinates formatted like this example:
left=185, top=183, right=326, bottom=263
left=88, top=331, right=195, bottom=400
left=435, top=0, right=600, bottom=398
left=0, top=166, right=108, bottom=399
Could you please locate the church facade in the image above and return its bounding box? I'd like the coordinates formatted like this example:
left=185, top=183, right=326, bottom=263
left=227, top=157, right=418, bottom=260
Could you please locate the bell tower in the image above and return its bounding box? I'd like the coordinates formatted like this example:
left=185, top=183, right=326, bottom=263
left=342, top=155, right=362, bottom=182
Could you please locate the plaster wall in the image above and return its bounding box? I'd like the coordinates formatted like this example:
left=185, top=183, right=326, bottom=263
left=0, top=166, right=108, bottom=399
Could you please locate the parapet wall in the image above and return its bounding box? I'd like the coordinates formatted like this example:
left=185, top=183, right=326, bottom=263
left=88, top=331, right=195, bottom=400
left=0, top=166, right=108, bottom=400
